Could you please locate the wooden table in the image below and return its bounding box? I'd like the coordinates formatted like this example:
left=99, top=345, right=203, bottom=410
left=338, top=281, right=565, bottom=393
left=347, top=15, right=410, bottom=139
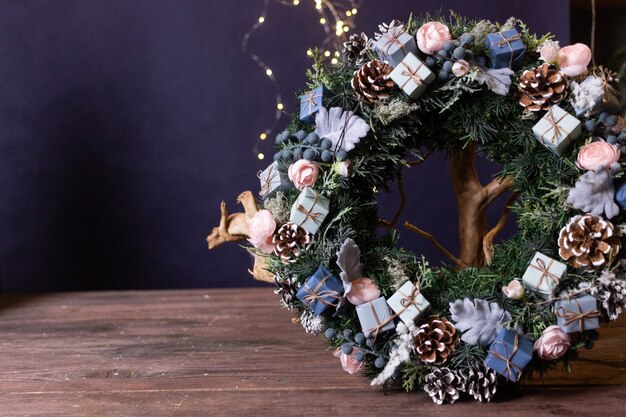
left=0, top=289, right=624, bottom=416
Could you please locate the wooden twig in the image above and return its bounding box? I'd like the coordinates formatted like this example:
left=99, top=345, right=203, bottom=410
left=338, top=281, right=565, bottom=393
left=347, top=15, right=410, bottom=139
left=483, top=191, right=520, bottom=264
left=407, top=148, right=433, bottom=166
left=483, top=176, right=514, bottom=206
left=404, top=221, right=468, bottom=269
left=377, top=166, right=409, bottom=228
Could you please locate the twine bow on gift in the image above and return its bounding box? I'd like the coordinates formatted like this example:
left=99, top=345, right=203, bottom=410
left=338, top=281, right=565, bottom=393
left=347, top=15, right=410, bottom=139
left=540, top=108, right=568, bottom=144
left=490, top=333, right=523, bottom=381
left=295, top=193, right=324, bottom=227
left=380, top=27, right=406, bottom=60
left=365, top=300, right=395, bottom=339
left=494, top=31, right=522, bottom=67
left=257, top=165, right=278, bottom=197
left=529, top=257, right=561, bottom=293
left=399, top=61, right=424, bottom=90
left=398, top=282, right=424, bottom=313
left=301, top=90, right=322, bottom=116
left=556, top=299, right=601, bottom=332
left=302, top=274, right=341, bottom=308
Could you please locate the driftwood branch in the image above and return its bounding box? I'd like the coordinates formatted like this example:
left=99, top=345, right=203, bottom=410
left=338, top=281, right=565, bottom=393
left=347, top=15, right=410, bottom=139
left=483, top=176, right=514, bottom=206
left=404, top=221, right=468, bottom=269
left=483, top=191, right=520, bottom=264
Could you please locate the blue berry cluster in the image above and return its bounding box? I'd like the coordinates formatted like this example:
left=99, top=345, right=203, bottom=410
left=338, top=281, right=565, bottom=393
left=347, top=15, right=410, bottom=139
left=273, top=130, right=348, bottom=164
left=430, top=33, right=476, bottom=82
left=584, top=111, right=626, bottom=155
left=324, top=327, right=388, bottom=369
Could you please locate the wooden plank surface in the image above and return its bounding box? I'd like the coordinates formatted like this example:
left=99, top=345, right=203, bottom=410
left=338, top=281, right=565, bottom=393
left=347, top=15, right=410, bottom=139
left=0, top=288, right=624, bottom=417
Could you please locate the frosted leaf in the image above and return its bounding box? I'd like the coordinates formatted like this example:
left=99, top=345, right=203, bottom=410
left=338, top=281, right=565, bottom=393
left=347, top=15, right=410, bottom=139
left=475, top=66, right=514, bottom=96
left=314, top=107, right=370, bottom=152
left=336, top=238, right=364, bottom=293
left=449, top=298, right=511, bottom=346
left=570, top=76, right=604, bottom=117
left=566, top=163, right=620, bottom=220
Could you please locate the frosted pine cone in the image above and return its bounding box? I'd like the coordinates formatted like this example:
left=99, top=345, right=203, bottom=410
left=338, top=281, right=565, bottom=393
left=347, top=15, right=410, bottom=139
left=374, top=19, right=404, bottom=39
left=424, top=367, right=464, bottom=405
left=464, top=365, right=497, bottom=403
left=351, top=59, right=394, bottom=104
left=274, top=275, right=298, bottom=310
left=299, top=310, right=324, bottom=335
left=517, top=63, right=568, bottom=111
left=591, top=270, right=626, bottom=320
left=342, top=33, right=370, bottom=67
left=558, top=215, right=620, bottom=269
left=272, top=222, right=311, bottom=264
left=413, top=316, right=458, bottom=365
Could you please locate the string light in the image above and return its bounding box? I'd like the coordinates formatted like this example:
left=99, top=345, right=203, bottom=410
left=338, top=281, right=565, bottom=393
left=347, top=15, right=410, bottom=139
left=242, top=0, right=362, bottom=159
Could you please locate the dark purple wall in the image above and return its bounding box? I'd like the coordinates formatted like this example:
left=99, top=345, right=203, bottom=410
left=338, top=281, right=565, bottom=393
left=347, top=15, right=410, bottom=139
left=0, top=0, right=569, bottom=291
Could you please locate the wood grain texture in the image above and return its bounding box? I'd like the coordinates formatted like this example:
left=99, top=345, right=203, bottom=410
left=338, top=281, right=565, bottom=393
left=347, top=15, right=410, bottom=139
left=0, top=288, right=624, bottom=417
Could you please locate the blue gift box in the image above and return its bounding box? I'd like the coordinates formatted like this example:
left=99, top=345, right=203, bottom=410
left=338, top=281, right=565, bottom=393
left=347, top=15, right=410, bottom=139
left=555, top=295, right=601, bottom=333
left=485, top=329, right=533, bottom=382
left=486, top=29, right=526, bottom=70
left=616, top=181, right=626, bottom=209
left=299, top=86, right=326, bottom=124
left=374, top=26, right=418, bottom=67
left=296, top=265, right=344, bottom=315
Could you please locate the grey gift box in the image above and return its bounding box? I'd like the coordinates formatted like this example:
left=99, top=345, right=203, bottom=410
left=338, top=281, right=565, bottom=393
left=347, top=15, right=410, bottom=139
left=356, top=296, right=395, bottom=338
left=555, top=295, right=600, bottom=333
left=258, top=162, right=291, bottom=197
left=374, top=26, right=418, bottom=67
left=387, top=281, right=430, bottom=324
left=532, top=105, right=582, bottom=156
left=289, top=187, right=330, bottom=235
left=521, top=252, right=566, bottom=299
left=389, top=53, right=435, bottom=100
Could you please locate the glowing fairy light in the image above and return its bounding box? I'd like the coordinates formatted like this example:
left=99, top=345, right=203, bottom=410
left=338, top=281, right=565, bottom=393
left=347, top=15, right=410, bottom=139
left=242, top=0, right=362, bottom=158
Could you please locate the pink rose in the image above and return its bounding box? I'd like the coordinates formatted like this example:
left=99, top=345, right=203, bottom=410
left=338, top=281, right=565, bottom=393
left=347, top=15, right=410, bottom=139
left=452, top=60, right=469, bottom=77
left=333, top=347, right=364, bottom=374
left=416, top=22, right=451, bottom=55
left=558, top=43, right=592, bottom=77
left=288, top=159, right=319, bottom=190
left=338, top=160, right=352, bottom=177
left=247, top=210, right=276, bottom=254
left=539, top=41, right=560, bottom=63
left=346, top=277, right=380, bottom=305
left=502, top=279, right=525, bottom=300
left=576, top=141, right=621, bottom=171
left=534, top=325, right=571, bottom=360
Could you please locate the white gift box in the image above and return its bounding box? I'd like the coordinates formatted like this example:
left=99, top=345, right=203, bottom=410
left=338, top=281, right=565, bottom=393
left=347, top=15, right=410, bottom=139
left=532, top=105, right=582, bottom=156
left=389, top=53, right=435, bottom=100
left=356, top=296, right=394, bottom=337
left=387, top=281, right=430, bottom=324
left=521, top=252, right=566, bottom=299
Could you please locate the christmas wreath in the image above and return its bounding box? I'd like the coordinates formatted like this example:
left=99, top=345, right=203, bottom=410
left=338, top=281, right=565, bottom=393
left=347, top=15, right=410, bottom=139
left=207, top=13, right=626, bottom=404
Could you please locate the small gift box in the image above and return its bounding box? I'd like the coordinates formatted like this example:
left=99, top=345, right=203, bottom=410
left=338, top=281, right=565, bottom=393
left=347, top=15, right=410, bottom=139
left=296, top=265, right=344, bottom=315
left=532, top=106, right=582, bottom=156
left=289, top=187, right=330, bottom=235
left=356, top=296, right=395, bottom=338
left=258, top=162, right=291, bottom=197
left=522, top=252, right=566, bottom=299
left=386, top=281, right=430, bottom=324
left=299, top=86, right=326, bottom=124
left=374, top=26, right=418, bottom=67
left=486, top=29, right=525, bottom=70
left=555, top=295, right=601, bottom=333
left=389, top=53, right=436, bottom=100
left=485, top=329, right=533, bottom=382
left=616, top=181, right=626, bottom=209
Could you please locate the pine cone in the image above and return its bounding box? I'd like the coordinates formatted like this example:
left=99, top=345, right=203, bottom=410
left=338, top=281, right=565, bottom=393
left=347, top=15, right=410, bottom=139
left=352, top=59, right=394, bottom=104
left=274, top=275, right=297, bottom=310
left=342, top=33, right=370, bottom=67
left=423, top=367, right=464, bottom=405
left=413, top=316, right=458, bottom=365
left=517, top=63, right=568, bottom=111
left=464, top=365, right=497, bottom=403
left=591, top=270, right=626, bottom=321
left=298, top=310, right=324, bottom=335
left=558, top=214, right=621, bottom=269
left=272, top=222, right=311, bottom=264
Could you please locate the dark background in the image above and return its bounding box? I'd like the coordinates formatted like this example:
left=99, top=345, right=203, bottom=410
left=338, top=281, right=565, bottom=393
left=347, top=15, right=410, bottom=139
left=0, top=0, right=580, bottom=291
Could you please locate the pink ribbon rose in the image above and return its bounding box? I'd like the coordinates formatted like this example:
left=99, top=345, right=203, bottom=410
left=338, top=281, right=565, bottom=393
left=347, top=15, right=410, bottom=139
left=534, top=325, right=571, bottom=360
left=346, top=277, right=381, bottom=305
left=502, top=279, right=525, bottom=300
left=576, top=141, right=620, bottom=171
left=334, top=347, right=364, bottom=374
left=247, top=210, right=277, bottom=254
left=288, top=159, right=319, bottom=190
left=416, top=22, right=451, bottom=55
left=558, top=43, right=592, bottom=77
